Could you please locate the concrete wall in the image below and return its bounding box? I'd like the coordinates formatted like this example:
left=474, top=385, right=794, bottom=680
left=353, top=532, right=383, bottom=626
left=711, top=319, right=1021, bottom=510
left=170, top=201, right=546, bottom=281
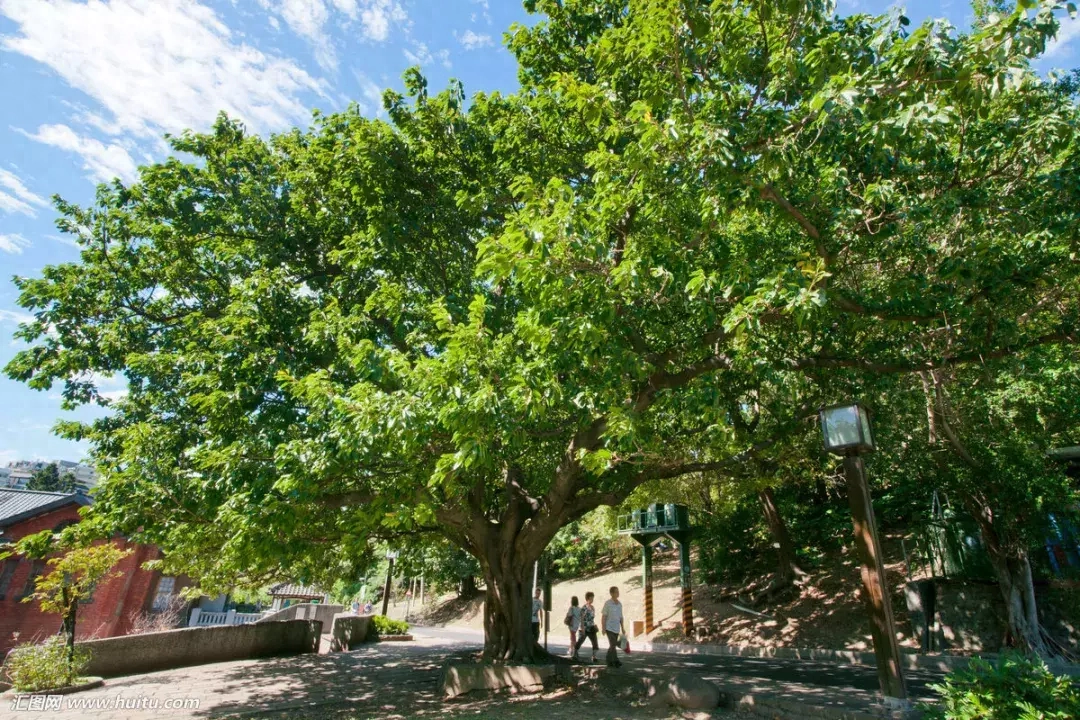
left=74, top=619, right=321, bottom=678
left=905, top=578, right=1080, bottom=654
left=257, top=603, right=343, bottom=629
left=330, top=613, right=372, bottom=652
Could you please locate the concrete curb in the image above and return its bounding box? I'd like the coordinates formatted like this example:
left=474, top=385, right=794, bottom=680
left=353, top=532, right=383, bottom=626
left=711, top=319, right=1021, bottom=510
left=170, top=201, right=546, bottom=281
left=724, top=687, right=908, bottom=720
left=633, top=638, right=963, bottom=672
left=632, top=638, right=1080, bottom=677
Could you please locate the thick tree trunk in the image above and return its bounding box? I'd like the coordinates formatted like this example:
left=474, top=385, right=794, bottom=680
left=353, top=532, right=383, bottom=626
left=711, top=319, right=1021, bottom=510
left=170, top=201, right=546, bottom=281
left=988, top=549, right=1048, bottom=656
left=754, top=487, right=806, bottom=602
left=481, top=563, right=543, bottom=663
left=964, top=494, right=1050, bottom=658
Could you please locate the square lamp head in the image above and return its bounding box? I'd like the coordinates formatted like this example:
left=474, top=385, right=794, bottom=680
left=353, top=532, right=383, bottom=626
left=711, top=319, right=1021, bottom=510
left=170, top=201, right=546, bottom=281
left=820, top=402, right=875, bottom=456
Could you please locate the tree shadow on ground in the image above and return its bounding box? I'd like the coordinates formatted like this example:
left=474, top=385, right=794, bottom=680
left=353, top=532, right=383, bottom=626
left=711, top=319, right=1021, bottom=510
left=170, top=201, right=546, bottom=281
left=201, top=645, right=688, bottom=720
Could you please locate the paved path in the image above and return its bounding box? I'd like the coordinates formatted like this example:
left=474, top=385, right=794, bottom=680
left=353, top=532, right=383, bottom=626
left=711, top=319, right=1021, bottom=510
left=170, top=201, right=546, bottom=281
left=1, top=636, right=474, bottom=720
left=413, top=625, right=943, bottom=717
left=2, top=627, right=943, bottom=719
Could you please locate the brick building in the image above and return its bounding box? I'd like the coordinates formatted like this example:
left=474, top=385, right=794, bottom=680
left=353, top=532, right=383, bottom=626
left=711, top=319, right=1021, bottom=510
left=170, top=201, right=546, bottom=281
left=0, top=489, right=181, bottom=658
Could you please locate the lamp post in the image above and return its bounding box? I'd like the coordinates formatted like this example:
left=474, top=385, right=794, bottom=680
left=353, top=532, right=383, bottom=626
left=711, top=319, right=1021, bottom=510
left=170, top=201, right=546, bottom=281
left=381, top=550, right=398, bottom=617
left=820, top=403, right=909, bottom=707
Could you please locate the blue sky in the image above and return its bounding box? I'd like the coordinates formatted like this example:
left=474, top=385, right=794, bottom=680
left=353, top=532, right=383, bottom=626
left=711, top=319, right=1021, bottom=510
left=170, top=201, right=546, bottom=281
left=1, top=0, right=1078, bottom=467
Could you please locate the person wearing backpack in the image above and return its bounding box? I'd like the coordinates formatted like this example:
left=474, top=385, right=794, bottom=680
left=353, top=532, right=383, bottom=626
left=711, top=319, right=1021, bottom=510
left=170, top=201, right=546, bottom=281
left=572, top=591, right=599, bottom=662
left=564, top=596, right=583, bottom=655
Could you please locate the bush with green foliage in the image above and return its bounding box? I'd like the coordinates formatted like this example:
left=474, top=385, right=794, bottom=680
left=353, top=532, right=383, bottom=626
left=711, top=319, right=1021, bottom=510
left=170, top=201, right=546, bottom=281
left=923, top=653, right=1080, bottom=720
left=5, top=636, right=91, bottom=691
left=365, top=615, right=410, bottom=641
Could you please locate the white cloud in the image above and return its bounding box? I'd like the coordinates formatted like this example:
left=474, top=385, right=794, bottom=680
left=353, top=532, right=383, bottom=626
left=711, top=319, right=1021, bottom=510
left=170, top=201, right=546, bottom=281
left=353, top=71, right=385, bottom=116
left=0, top=308, right=34, bottom=324
left=0, top=0, right=326, bottom=141
left=258, top=0, right=403, bottom=66
left=1045, top=17, right=1080, bottom=59
left=0, top=233, right=30, bottom=254
left=459, top=29, right=493, bottom=50
left=100, top=388, right=129, bottom=402
left=407, top=42, right=452, bottom=70
left=330, top=0, right=358, bottom=17
left=359, top=0, right=407, bottom=42
left=276, top=0, right=335, bottom=69
left=0, top=168, right=47, bottom=217
left=18, top=124, right=138, bottom=184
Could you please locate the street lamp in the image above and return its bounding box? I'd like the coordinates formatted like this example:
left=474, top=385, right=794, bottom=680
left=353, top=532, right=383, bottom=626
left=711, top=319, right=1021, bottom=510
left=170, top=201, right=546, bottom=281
left=821, top=402, right=909, bottom=709
left=820, top=402, right=875, bottom=455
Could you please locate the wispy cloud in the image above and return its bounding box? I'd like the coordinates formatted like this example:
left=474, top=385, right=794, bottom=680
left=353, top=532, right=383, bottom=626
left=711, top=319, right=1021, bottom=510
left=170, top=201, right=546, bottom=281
left=459, top=29, right=493, bottom=50
left=358, top=0, right=407, bottom=42
left=404, top=42, right=451, bottom=68
left=0, top=233, right=30, bottom=254
left=0, top=308, right=34, bottom=324
left=0, top=168, right=47, bottom=217
left=353, top=70, right=385, bottom=116
left=1045, top=16, right=1080, bottom=59
left=17, top=124, right=138, bottom=184
left=0, top=0, right=327, bottom=142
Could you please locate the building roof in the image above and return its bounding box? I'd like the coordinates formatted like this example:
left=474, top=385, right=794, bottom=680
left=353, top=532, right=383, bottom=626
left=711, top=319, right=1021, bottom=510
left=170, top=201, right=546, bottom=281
left=0, top=488, right=92, bottom=529
left=268, top=583, right=326, bottom=599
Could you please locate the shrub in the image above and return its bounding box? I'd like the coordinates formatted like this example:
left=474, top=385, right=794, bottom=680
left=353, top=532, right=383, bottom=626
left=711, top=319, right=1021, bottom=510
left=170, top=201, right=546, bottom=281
left=365, top=615, right=409, bottom=641
left=5, top=636, right=91, bottom=692
left=923, top=653, right=1080, bottom=720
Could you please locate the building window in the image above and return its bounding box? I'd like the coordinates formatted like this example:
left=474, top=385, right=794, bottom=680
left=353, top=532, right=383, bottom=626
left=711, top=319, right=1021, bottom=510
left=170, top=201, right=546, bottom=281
left=17, top=560, right=46, bottom=601
left=0, top=560, right=17, bottom=600
left=152, top=577, right=176, bottom=611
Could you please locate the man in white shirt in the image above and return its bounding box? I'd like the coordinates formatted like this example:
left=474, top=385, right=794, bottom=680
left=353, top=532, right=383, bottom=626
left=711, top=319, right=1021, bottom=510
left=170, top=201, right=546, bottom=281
left=531, top=588, right=543, bottom=642
left=600, top=585, right=625, bottom=667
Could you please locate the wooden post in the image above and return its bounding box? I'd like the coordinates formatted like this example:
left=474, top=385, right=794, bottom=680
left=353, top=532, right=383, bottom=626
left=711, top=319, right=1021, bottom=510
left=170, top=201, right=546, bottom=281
left=642, top=543, right=654, bottom=633
left=844, top=455, right=908, bottom=702
left=381, top=556, right=394, bottom=617
left=678, top=538, right=693, bottom=636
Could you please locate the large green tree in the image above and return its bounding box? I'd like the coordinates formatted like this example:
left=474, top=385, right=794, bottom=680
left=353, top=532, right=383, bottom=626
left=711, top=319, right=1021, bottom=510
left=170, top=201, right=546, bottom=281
left=27, top=463, right=78, bottom=493
left=6, top=1, right=1080, bottom=661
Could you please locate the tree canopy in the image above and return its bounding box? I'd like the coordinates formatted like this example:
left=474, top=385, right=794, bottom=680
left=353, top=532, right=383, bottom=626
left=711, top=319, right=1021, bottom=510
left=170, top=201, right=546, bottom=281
left=6, top=0, right=1080, bottom=660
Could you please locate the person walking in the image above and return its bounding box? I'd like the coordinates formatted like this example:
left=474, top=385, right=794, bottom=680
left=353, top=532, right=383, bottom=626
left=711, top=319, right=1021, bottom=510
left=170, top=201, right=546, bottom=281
left=601, top=585, right=625, bottom=668
left=564, top=596, right=583, bottom=655
left=531, top=587, right=544, bottom=642
left=572, top=591, right=599, bottom=662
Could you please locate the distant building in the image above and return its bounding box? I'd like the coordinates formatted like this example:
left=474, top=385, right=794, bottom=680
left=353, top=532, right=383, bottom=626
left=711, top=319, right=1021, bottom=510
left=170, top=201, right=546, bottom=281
left=5, top=462, right=45, bottom=490
left=0, top=488, right=188, bottom=658
left=268, top=583, right=329, bottom=610
left=1, top=460, right=98, bottom=492
left=56, top=460, right=98, bottom=492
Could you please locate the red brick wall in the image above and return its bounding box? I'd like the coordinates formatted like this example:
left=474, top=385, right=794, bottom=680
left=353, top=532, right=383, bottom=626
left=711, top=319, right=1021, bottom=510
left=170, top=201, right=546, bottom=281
left=0, top=504, right=165, bottom=658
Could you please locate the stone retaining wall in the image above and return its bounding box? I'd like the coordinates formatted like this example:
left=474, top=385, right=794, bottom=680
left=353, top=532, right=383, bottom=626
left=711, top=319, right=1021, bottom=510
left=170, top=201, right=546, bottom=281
left=74, top=619, right=321, bottom=678
left=330, top=614, right=372, bottom=652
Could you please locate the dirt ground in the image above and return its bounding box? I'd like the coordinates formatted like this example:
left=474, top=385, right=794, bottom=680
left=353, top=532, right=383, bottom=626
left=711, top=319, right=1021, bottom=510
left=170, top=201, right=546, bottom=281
left=404, top=547, right=922, bottom=653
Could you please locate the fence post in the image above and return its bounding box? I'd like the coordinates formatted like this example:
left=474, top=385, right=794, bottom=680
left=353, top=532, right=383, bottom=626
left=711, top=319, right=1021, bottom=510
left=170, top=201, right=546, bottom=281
left=189, top=608, right=201, bottom=627
left=225, top=609, right=237, bottom=625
